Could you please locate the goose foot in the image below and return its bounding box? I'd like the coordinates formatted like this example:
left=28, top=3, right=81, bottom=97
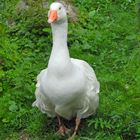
left=57, top=125, right=71, bottom=136
left=67, top=135, right=75, bottom=140
left=57, top=125, right=65, bottom=136
left=57, top=115, right=71, bottom=136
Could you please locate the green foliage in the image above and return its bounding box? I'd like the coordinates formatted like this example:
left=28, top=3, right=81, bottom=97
left=0, top=0, right=140, bottom=140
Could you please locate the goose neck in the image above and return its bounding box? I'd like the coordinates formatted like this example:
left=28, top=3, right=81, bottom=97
left=52, top=21, right=68, bottom=48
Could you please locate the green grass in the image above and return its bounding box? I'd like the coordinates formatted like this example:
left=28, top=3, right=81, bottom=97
left=0, top=0, right=140, bottom=139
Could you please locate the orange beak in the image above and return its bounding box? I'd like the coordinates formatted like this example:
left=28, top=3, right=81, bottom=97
left=48, top=10, right=58, bottom=23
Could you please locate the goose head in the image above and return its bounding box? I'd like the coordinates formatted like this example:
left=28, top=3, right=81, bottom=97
left=48, top=2, right=67, bottom=24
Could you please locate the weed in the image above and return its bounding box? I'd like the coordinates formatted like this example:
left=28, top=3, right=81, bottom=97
left=0, top=0, right=139, bottom=140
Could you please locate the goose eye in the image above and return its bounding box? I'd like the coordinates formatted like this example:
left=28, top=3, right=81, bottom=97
left=59, top=7, right=61, bottom=10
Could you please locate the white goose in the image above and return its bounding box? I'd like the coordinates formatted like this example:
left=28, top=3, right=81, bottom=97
left=33, top=2, right=100, bottom=139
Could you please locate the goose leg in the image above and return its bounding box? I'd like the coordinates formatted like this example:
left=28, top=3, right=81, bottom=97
left=68, top=117, right=81, bottom=140
left=57, top=115, right=65, bottom=136
left=57, top=115, right=70, bottom=136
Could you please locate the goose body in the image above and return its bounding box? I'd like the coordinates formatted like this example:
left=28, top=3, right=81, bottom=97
left=32, top=2, right=100, bottom=137
left=33, top=58, right=99, bottom=119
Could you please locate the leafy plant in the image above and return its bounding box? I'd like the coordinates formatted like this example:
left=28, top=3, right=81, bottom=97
left=0, top=0, right=139, bottom=139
